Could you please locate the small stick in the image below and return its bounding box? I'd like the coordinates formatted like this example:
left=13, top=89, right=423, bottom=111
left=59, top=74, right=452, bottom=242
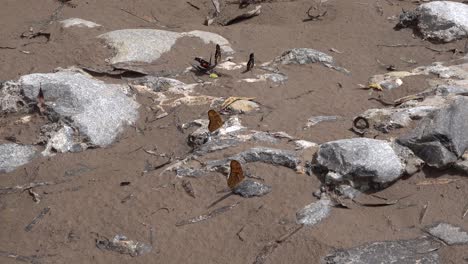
left=236, top=226, right=245, bottom=241
left=153, top=157, right=173, bottom=170
left=377, top=43, right=423, bottom=48
left=416, top=178, right=458, bottom=186
left=120, top=8, right=153, bottom=23
left=254, top=224, right=304, bottom=264
left=181, top=179, right=196, bottom=198
left=28, top=189, right=41, bottom=203
left=186, top=1, right=200, bottom=9
left=419, top=202, right=429, bottom=224
left=211, top=0, right=221, bottom=14
left=462, top=203, right=468, bottom=219
left=275, top=224, right=304, bottom=243
left=0, top=181, right=56, bottom=195
left=176, top=202, right=240, bottom=226
left=0, top=250, right=45, bottom=264
left=25, top=207, right=50, bottom=232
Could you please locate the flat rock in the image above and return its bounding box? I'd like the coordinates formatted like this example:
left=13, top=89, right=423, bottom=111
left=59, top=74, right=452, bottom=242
left=99, top=29, right=234, bottom=64
left=205, top=147, right=301, bottom=173
left=19, top=71, right=139, bottom=147
left=0, top=143, right=37, bottom=173
left=322, top=237, right=441, bottom=264
left=425, top=222, right=468, bottom=245
left=232, top=179, right=271, bottom=198
left=272, top=48, right=349, bottom=74
left=316, top=138, right=405, bottom=184
left=397, top=1, right=468, bottom=42
left=296, top=199, right=332, bottom=226
left=398, top=96, right=468, bottom=168
left=60, top=18, right=101, bottom=28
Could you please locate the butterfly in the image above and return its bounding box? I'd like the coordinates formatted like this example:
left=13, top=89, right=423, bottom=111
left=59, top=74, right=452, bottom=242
left=215, top=44, right=221, bottom=65
left=36, top=85, right=46, bottom=114
left=246, top=53, right=255, bottom=72
left=208, top=109, right=224, bottom=132
left=228, top=160, right=245, bottom=189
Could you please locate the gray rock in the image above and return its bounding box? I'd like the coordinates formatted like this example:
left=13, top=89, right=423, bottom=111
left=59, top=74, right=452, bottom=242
left=274, top=48, right=334, bottom=65
left=397, top=1, right=468, bottom=42
left=235, top=147, right=300, bottom=169
left=391, top=141, right=425, bottom=175
left=322, top=237, right=441, bottom=264
left=0, top=81, right=26, bottom=113
left=426, top=222, right=468, bottom=245
left=454, top=159, right=468, bottom=174
left=205, top=147, right=301, bottom=173
left=99, top=29, right=234, bottom=64
left=306, top=115, right=340, bottom=128
left=96, top=234, right=152, bottom=257
left=127, top=76, right=187, bottom=92
left=60, top=18, right=101, bottom=28
left=0, top=144, right=37, bottom=173
left=316, top=138, right=405, bottom=184
left=42, top=125, right=85, bottom=156
left=262, top=73, right=288, bottom=83
left=296, top=199, right=332, bottom=226
left=272, top=48, right=350, bottom=74
left=232, top=179, right=271, bottom=198
left=398, top=96, right=468, bottom=168
left=19, top=71, right=139, bottom=147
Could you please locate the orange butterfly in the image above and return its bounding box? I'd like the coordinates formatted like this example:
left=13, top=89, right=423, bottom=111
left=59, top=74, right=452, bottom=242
left=208, top=109, right=224, bottom=132
left=37, top=85, right=46, bottom=114
left=228, top=160, right=245, bottom=189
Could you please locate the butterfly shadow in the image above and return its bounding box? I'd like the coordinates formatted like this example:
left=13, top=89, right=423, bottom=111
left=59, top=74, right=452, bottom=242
left=207, top=191, right=235, bottom=208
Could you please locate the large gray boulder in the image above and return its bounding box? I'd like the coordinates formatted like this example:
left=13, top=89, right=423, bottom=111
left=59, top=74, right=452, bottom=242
left=0, top=144, right=37, bottom=173
left=398, top=96, right=468, bottom=168
left=99, top=29, right=234, bottom=64
left=19, top=71, right=139, bottom=147
left=425, top=222, right=468, bottom=245
left=322, top=237, right=441, bottom=264
left=397, top=1, right=468, bottom=42
left=316, top=138, right=405, bottom=184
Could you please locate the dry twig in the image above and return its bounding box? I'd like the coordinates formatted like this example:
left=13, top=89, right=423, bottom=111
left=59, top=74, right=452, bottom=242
left=25, top=207, right=51, bottom=232
left=176, top=202, right=240, bottom=226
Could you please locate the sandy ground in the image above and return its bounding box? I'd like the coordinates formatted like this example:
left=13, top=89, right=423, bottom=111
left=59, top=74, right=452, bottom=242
left=1, top=0, right=467, bottom=263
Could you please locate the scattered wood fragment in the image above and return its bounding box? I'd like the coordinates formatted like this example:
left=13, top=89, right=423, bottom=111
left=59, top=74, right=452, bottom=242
left=25, top=207, right=51, bottom=232
left=28, top=189, right=41, bottom=203
left=236, top=226, right=246, bottom=241
left=211, top=0, right=221, bottom=14
left=416, top=178, right=458, bottom=186
left=119, top=8, right=154, bottom=24
left=254, top=224, right=304, bottom=264
left=181, top=179, right=196, bottom=198
left=153, top=157, right=173, bottom=170
left=0, top=181, right=58, bottom=195
left=377, top=43, right=424, bottom=48
left=329, top=48, right=343, bottom=54
left=462, top=203, right=468, bottom=219
left=175, top=202, right=240, bottom=226
left=419, top=202, right=429, bottom=224
left=0, top=250, right=50, bottom=264
left=186, top=1, right=200, bottom=10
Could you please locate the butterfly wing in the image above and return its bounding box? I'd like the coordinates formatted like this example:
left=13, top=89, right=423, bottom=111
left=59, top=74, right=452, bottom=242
left=228, top=160, right=245, bottom=189
left=208, top=109, right=224, bottom=132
